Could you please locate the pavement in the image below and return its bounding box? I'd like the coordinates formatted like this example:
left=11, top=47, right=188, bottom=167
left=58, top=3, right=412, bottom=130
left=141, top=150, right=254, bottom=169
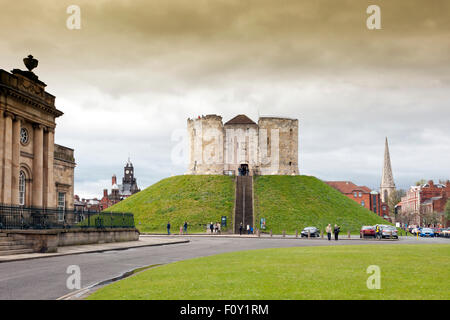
left=0, top=234, right=447, bottom=300
left=0, top=236, right=189, bottom=263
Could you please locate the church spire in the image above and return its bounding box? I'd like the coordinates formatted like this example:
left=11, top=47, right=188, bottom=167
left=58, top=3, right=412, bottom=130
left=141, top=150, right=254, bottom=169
left=380, top=137, right=395, bottom=203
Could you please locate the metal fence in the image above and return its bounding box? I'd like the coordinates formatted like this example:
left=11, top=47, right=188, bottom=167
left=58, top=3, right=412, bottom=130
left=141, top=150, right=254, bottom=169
left=0, top=204, right=135, bottom=230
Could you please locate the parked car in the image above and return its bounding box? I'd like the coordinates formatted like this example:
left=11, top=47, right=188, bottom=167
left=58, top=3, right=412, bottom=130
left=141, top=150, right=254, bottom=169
left=410, top=227, right=421, bottom=235
left=301, top=227, right=320, bottom=238
left=420, top=228, right=435, bottom=237
left=360, top=226, right=376, bottom=238
left=441, top=228, right=450, bottom=238
left=377, top=225, right=398, bottom=239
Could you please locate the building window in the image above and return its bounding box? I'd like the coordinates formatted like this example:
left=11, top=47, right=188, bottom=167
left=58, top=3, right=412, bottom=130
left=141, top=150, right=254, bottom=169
left=20, top=128, right=29, bottom=145
left=58, top=192, right=66, bottom=221
left=354, top=192, right=357, bottom=198
left=361, top=200, right=365, bottom=206
left=359, top=192, right=362, bottom=197
left=19, top=170, right=26, bottom=206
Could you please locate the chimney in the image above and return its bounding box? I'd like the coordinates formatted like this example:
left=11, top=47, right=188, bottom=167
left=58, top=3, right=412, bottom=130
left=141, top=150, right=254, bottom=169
left=112, top=174, right=117, bottom=185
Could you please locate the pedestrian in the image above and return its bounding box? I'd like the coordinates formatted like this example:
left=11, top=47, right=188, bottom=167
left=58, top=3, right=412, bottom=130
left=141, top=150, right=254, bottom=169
left=183, top=221, right=188, bottom=234
left=334, top=224, right=340, bottom=241
left=215, top=222, right=219, bottom=234
left=250, top=226, right=253, bottom=234
left=167, top=221, right=171, bottom=235
left=210, top=222, right=214, bottom=234
left=217, top=222, right=221, bottom=234
left=239, top=222, right=243, bottom=235
left=326, top=224, right=332, bottom=241
left=247, top=224, right=250, bottom=235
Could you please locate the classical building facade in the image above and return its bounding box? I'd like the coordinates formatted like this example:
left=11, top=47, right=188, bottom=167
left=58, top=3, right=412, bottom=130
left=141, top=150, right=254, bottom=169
left=187, top=114, right=299, bottom=176
left=0, top=56, right=75, bottom=209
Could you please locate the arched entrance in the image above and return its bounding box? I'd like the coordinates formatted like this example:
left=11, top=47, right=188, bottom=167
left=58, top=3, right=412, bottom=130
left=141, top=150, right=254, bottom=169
left=238, top=164, right=249, bottom=176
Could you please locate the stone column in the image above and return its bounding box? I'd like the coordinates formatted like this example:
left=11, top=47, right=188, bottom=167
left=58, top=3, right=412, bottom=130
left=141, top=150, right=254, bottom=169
left=43, top=127, right=55, bottom=208
left=11, top=116, right=22, bottom=205
left=2, top=112, right=14, bottom=205
left=32, top=124, right=44, bottom=207
left=0, top=110, right=5, bottom=203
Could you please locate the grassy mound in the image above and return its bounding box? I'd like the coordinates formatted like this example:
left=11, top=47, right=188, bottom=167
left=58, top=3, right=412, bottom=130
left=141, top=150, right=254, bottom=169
left=254, top=175, right=391, bottom=234
left=87, top=244, right=450, bottom=300
left=104, top=175, right=235, bottom=233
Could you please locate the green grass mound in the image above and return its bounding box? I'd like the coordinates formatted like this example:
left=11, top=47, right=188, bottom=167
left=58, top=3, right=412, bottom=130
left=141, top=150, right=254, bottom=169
left=87, top=244, right=450, bottom=300
left=254, top=175, right=392, bottom=234
left=104, top=175, right=235, bottom=233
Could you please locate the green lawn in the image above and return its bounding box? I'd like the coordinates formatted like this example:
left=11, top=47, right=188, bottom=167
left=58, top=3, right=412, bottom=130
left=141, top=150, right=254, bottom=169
left=87, top=244, right=450, bottom=300
left=254, top=175, right=392, bottom=234
left=104, top=175, right=235, bottom=233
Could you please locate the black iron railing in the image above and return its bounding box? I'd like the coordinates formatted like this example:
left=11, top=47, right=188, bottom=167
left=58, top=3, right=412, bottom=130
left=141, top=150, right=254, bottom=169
left=0, top=204, right=135, bottom=230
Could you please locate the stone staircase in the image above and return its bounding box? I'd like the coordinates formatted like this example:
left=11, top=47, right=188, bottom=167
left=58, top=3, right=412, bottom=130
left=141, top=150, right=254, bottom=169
left=234, top=176, right=254, bottom=234
left=0, top=232, right=34, bottom=256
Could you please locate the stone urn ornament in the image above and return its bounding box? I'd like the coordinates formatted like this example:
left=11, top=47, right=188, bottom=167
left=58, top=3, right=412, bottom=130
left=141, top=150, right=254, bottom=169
left=23, top=55, right=38, bottom=72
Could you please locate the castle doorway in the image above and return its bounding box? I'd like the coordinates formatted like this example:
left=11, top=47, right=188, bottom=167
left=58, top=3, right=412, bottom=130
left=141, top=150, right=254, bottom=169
left=239, top=164, right=249, bottom=176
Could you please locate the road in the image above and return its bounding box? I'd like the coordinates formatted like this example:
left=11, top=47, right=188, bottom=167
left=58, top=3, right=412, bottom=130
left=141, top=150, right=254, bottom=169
left=0, top=235, right=447, bottom=300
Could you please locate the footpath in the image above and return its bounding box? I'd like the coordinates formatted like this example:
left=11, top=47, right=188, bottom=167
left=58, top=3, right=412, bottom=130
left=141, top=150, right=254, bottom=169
left=0, top=236, right=189, bottom=263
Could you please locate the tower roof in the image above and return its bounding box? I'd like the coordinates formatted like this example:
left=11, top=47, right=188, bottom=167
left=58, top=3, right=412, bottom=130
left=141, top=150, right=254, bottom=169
left=224, top=114, right=256, bottom=125
left=381, top=137, right=395, bottom=188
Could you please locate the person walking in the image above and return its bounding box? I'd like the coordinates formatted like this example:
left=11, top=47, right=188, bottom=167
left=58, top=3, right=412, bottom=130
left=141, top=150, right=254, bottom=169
left=217, top=222, right=221, bottom=234
left=167, top=221, right=171, bottom=235
left=183, top=221, right=188, bottom=234
left=210, top=222, right=214, bottom=234
left=334, top=224, right=340, bottom=241
left=239, top=222, right=243, bottom=235
left=247, top=224, right=250, bottom=235
left=326, top=224, right=332, bottom=241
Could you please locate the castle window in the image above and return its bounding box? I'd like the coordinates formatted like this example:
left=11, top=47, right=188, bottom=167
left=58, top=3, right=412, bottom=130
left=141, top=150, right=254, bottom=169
left=361, top=200, right=365, bottom=206
left=353, top=192, right=357, bottom=198
left=19, top=171, right=26, bottom=206
left=359, top=192, right=362, bottom=197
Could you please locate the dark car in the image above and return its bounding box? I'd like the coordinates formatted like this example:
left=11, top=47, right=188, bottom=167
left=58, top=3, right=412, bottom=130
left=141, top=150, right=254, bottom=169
left=301, top=227, right=320, bottom=238
left=360, top=226, right=376, bottom=238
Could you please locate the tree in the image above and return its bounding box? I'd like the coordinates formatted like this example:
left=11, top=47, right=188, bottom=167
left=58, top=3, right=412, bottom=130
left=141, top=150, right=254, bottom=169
left=445, top=200, right=450, bottom=224
left=388, top=189, right=404, bottom=217
left=415, top=179, right=427, bottom=186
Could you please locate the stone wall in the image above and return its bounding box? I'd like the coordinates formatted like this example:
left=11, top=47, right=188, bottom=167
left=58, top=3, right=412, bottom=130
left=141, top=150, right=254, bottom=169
left=6, top=228, right=140, bottom=253
left=187, top=114, right=299, bottom=176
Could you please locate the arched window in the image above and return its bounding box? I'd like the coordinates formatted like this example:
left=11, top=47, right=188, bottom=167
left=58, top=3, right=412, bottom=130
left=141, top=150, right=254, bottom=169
left=19, top=170, right=26, bottom=206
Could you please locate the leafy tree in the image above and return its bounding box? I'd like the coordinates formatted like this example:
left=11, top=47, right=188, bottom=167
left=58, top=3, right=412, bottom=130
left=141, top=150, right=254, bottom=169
left=388, top=189, right=404, bottom=216
left=446, top=200, right=450, bottom=222
left=415, top=179, right=427, bottom=186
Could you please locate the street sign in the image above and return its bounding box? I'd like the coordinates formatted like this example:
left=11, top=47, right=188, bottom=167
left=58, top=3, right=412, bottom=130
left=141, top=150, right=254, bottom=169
left=221, top=216, right=227, bottom=227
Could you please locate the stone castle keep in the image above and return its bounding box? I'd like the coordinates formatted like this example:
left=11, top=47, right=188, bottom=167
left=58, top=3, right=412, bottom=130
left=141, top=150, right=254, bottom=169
left=188, top=114, right=299, bottom=176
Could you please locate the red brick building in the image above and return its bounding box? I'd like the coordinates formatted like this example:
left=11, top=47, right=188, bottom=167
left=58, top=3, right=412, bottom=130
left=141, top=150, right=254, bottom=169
left=397, top=180, right=450, bottom=227
left=325, top=181, right=390, bottom=219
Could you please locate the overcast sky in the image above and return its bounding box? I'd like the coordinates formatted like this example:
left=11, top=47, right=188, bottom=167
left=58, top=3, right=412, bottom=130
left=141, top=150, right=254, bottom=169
left=1, top=0, right=449, bottom=198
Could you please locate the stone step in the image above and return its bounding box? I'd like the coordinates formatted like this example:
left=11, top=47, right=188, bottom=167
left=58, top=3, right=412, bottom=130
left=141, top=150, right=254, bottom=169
left=0, top=240, right=34, bottom=247
left=0, top=233, right=9, bottom=237
left=0, top=244, right=30, bottom=251
left=0, top=248, right=34, bottom=256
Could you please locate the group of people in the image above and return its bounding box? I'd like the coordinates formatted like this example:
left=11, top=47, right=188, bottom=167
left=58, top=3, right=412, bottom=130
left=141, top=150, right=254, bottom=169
left=238, top=222, right=253, bottom=235
left=325, top=224, right=341, bottom=241
left=166, top=221, right=188, bottom=235
left=208, top=222, right=221, bottom=234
